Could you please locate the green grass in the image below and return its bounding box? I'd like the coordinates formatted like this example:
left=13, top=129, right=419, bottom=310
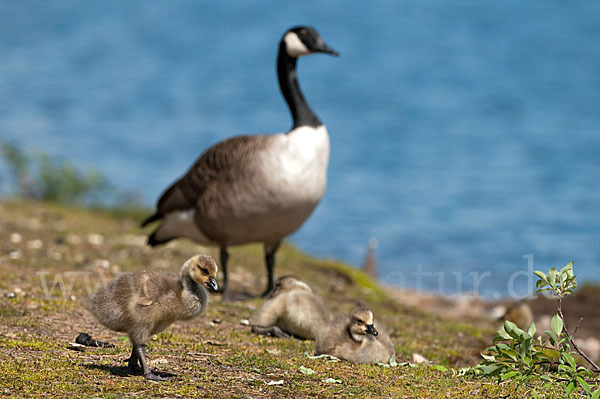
left=0, top=199, right=567, bottom=398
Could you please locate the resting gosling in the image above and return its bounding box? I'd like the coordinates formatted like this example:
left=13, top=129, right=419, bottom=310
left=251, top=276, right=332, bottom=339
left=315, top=307, right=395, bottom=364
left=85, top=254, right=219, bottom=381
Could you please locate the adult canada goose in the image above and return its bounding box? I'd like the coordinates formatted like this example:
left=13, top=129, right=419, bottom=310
left=141, top=26, right=338, bottom=296
left=315, top=307, right=395, bottom=364
left=251, top=276, right=333, bottom=339
left=85, top=254, right=219, bottom=381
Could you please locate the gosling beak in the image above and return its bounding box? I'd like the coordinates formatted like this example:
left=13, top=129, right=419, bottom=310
left=315, top=38, right=339, bottom=56
left=366, top=324, right=378, bottom=336
left=206, top=277, right=219, bottom=292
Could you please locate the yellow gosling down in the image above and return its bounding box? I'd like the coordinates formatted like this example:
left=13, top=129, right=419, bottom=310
left=250, top=276, right=333, bottom=339
left=315, top=307, right=395, bottom=364
left=85, top=254, right=219, bottom=381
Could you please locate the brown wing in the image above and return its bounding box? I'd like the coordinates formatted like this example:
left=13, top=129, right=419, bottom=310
left=142, top=134, right=267, bottom=226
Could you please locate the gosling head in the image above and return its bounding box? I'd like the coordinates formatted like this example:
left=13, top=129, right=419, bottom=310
left=283, top=26, right=339, bottom=58
left=349, top=307, right=378, bottom=341
left=183, top=254, right=219, bottom=292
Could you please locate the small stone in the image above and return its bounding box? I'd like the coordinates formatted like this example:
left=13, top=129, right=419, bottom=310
left=212, top=319, right=222, bottom=324
left=10, top=233, right=22, bottom=244
left=412, top=353, right=430, bottom=364
left=240, top=319, right=250, bottom=326
left=27, top=239, right=43, bottom=250
left=149, top=358, right=168, bottom=366
left=122, top=235, right=147, bottom=246
left=93, top=259, right=110, bottom=269
left=70, top=295, right=76, bottom=301
left=6, top=293, right=16, bottom=299
left=87, top=234, right=105, bottom=246
left=9, top=251, right=21, bottom=260
left=66, top=234, right=81, bottom=245
left=27, top=218, right=41, bottom=230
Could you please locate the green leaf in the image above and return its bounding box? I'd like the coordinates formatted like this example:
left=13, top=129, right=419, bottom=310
left=545, top=330, right=558, bottom=346
left=576, top=376, right=591, bottom=394
left=534, top=271, right=547, bottom=282
left=481, top=354, right=495, bottom=362
left=299, top=366, right=315, bottom=375
left=500, top=348, right=519, bottom=361
left=551, top=314, right=564, bottom=337
left=547, top=268, right=557, bottom=286
left=504, top=320, right=525, bottom=339
left=527, top=322, right=536, bottom=336
left=500, top=370, right=519, bottom=381
left=519, top=338, right=532, bottom=359
left=592, top=387, right=600, bottom=399
left=558, top=364, right=571, bottom=373
left=562, top=352, right=576, bottom=369
left=560, top=261, right=573, bottom=275
left=431, top=365, right=448, bottom=372
left=565, top=380, right=576, bottom=396
left=496, top=330, right=512, bottom=340
left=478, top=364, right=503, bottom=376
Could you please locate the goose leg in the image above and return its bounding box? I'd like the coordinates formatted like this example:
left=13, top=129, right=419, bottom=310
left=126, top=346, right=142, bottom=374
left=220, top=247, right=229, bottom=295
left=135, top=344, right=168, bottom=382
left=262, top=242, right=281, bottom=297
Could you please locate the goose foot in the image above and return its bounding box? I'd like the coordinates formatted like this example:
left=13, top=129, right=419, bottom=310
left=144, top=372, right=170, bottom=382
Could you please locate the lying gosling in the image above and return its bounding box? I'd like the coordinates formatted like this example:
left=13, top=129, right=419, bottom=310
left=251, top=276, right=332, bottom=339
left=315, top=307, right=395, bottom=364
left=85, top=254, right=219, bottom=381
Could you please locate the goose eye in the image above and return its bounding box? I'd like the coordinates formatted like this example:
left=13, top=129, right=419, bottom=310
left=356, top=319, right=364, bottom=324
left=201, top=268, right=209, bottom=275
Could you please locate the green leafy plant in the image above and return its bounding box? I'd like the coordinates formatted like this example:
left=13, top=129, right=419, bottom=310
left=0, top=141, right=109, bottom=205
left=476, top=262, right=600, bottom=398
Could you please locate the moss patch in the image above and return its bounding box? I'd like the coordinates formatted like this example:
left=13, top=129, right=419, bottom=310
left=0, top=200, right=562, bottom=397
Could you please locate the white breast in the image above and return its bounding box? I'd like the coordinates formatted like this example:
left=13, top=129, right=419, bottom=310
left=263, top=125, right=330, bottom=204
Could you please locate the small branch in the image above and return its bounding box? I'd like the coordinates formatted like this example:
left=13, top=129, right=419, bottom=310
left=557, top=302, right=600, bottom=372
left=572, top=317, right=583, bottom=337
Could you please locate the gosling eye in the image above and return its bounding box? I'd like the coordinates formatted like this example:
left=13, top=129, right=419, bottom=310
left=356, top=319, right=364, bottom=324
left=200, top=268, right=209, bottom=275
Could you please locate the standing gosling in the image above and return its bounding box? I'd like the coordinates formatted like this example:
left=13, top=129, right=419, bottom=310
left=251, top=276, right=332, bottom=339
left=85, top=254, right=219, bottom=381
left=315, top=307, right=395, bottom=364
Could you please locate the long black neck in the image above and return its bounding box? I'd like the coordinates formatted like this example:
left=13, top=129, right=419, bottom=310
left=277, top=42, right=322, bottom=130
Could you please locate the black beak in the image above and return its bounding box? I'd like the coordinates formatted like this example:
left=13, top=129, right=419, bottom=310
left=206, top=277, right=219, bottom=292
left=366, top=324, right=378, bottom=336
left=314, top=38, right=339, bottom=56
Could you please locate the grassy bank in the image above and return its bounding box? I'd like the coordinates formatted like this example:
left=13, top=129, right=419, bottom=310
left=0, top=200, right=562, bottom=397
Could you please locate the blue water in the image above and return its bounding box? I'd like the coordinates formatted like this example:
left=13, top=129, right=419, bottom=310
left=1, top=1, right=599, bottom=297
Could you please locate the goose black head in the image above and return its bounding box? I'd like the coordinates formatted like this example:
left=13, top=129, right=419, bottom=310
left=283, top=26, right=339, bottom=58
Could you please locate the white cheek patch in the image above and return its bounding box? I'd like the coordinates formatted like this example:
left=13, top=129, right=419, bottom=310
left=284, top=32, right=310, bottom=57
